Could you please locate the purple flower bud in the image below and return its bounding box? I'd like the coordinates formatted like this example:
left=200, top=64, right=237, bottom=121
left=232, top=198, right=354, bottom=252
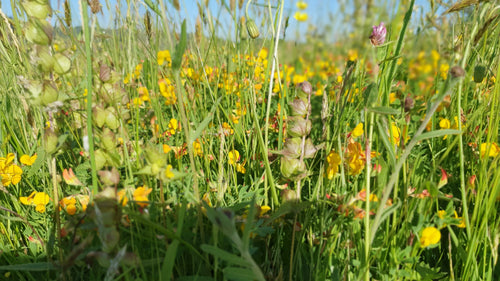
left=370, top=22, right=386, bottom=46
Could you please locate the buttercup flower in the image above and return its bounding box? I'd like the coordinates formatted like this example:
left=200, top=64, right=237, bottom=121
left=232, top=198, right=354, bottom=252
left=420, top=226, right=441, bottom=248
left=294, top=11, right=308, bottom=22
left=369, top=22, right=387, bottom=46
left=296, top=1, right=307, bottom=10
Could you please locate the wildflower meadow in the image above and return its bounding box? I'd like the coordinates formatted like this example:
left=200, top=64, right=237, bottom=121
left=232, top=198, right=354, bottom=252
left=0, top=0, right=499, bottom=280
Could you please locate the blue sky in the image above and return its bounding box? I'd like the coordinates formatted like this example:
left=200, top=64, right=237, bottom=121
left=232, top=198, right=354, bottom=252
left=1, top=0, right=431, bottom=41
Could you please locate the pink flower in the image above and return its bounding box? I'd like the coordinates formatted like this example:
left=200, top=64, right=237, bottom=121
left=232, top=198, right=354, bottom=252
left=370, top=22, right=387, bottom=46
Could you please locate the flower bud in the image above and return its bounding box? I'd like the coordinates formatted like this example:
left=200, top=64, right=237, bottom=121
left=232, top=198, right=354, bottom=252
left=280, top=157, right=306, bottom=178
left=369, top=22, right=386, bottom=46
left=289, top=98, right=309, bottom=116
left=239, top=17, right=248, bottom=40
left=287, top=116, right=312, bottom=137
left=22, top=1, right=52, bottom=19
left=43, top=128, right=58, bottom=154
left=53, top=53, right=71, bottom=74
left=473, top=65, right=487, bottom=83
left=246, top=18, right=260, bottom=39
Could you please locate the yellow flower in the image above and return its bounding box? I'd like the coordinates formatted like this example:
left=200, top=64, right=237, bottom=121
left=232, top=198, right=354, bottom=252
left=480, top=142, right=500, bottom=158
left=20, top=154, right=37, bottom=166
left=157, top=50, right=172, bottom=66
left=168, top=118, right=179, bottom=135
left=163, top=144, right=172, bottom=154
left=117, top=189, right=128, bottom=206
left=294, top=11, right=308, bottom=22
left=325, top=150, right=341, bottom=179
left=193, top=139, right=203, bottom=157
left=296, top=1, right=307, bottom=10
left=454, top=211, right=466, bottom=228
left=165, top=164, right=174, bottom=179
left=60, top=196, right=77, bottom=215
left=133, top=186, right=152, bottom=208
left=77, top=195, right=89, bottom=211
left=439, top=118, right=451, bottom=129
left=236, top=161, right=246, bottom=174
left=345, top=141, right=365, bottom=175
left=390, top=123, right=401, bottom=146
left=420, top=226, right=441, bottom=248
left=351, top=123, right=364, bottom=138
left=228, top=150, right=240, bottom=165
left=20, top=191, right=50, bottom=213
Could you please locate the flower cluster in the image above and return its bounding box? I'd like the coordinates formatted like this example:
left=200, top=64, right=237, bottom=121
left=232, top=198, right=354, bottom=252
left=0, top=153, right=23, bottom=187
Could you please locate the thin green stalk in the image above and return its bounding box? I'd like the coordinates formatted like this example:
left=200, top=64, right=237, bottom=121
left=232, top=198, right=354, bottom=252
left=364, top=111, right=375, bottom=281
left=80, top=0, right=98, bottom=195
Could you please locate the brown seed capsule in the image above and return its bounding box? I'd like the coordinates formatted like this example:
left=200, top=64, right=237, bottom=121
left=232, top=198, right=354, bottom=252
left=450, top=66, right=465, bottom=78
left=404, top=95, right=414, bottom=113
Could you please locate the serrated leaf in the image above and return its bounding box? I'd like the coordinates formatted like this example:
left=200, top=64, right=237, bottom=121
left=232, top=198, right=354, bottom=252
left=414, top=129, right=462, bottom=142
left=200, top=245, right=250, bottom=267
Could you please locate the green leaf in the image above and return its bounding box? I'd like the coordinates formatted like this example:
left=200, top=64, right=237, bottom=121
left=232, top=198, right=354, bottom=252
left=200, top=245, right=250, bottom=267
left=189, top=97, right=222, bottom=144
left=367, top=106, right=400, bottom=115
left=376, top=119, right=396, bottom=166
left=0, top=262, right=56, bottom=271
left=223, top=267, right=258, bottom=281
left=27, top=147, right=46, bottom=178
left=161, top=202, right=185, bottom=279
left=363, top=82, right=378, bottom=107
left=172, top=20, right=187, bottom=70
left=414, top=129, right=462, bottom=142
